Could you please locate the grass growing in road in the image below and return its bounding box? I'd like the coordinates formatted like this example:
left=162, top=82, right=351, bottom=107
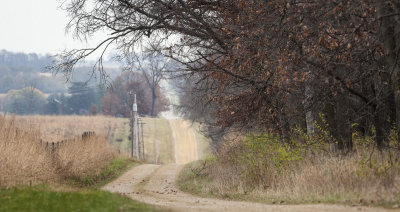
left=67, top=158, right=139, bottom=189
left=0, top=186, right=159, bottom=212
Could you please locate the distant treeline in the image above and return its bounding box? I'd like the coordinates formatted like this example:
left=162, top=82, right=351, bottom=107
left=0, top=50, right=66, bottom=93
left=1, top=76, right=168, bottom=117
left=0, top=50, right=123, bottom=94
left=0, top=50, right=53, bottom=69
left=0, top=50, right=168, bottom=117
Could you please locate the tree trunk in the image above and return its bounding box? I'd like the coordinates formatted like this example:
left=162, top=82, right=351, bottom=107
left=377, top=1, right=400, bottom=147
left=303, top=72, right=315, bottom=136
left=374, top=106, right=386, bottom=150
left=335, top=95, right=353, bottom=153
left=151, top=87, right=156, bottom=117
left=323, top=101, right=337, bottom=151
left=372, top=77, right=390, bottom=150
left=278, top=112, right=291, bottom=144
left=395, top=77, right=400, bottom=148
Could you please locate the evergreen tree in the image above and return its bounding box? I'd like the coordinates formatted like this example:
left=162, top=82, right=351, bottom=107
left=68, top=82, right=96, bottom=114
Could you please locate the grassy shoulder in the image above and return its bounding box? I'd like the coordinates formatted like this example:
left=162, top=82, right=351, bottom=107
left=0, top=185, right=159, bottom=212
left=177, top=158, right=400, bottom=209
left=67, top=157, right=140, bottom=189
left=0, top=158, right=162, bottom=212
left=1, top=115, right=162, bottom=211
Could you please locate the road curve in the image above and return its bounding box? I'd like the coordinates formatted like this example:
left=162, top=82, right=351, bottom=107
left=103, top=118, right=391, bottom=211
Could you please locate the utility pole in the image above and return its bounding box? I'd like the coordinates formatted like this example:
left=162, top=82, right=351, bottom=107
left=139, top=119, right=146, bottom=160
left=137, top=118, right=141, bottom=159
left=138, top=118, right=142, bottom=160
left=129, top=91, right=134, bottom=158
left=133, top=93, right=139, bottom=160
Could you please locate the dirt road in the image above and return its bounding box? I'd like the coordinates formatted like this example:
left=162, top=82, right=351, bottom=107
left=169, top=119, right=198, bottom=164
left=103, top=119, right=391, bottom=212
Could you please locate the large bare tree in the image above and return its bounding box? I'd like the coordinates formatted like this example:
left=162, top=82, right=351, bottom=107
left=53, top=0, right=400, bottom=151
left=128, top=51, right=167, bottom=117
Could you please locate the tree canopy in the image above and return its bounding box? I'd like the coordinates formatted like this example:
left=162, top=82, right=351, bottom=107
left=4, top=87, right=47, bottom=114
left=102, top=71, right=168, bottom=117
left=55, top=0, right=400, bottom=151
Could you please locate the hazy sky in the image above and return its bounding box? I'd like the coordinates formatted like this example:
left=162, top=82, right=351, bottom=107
left=0, top=1, right=104, bottom=57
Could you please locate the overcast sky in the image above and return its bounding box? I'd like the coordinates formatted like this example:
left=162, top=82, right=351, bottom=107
left=0, top=1, right=104, bottom=57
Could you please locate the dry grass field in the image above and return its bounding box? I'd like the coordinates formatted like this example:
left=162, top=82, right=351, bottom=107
left=0, top=114, right=185, bottom=188
left=11, top=115, right=178, bottom=162
left=14, top=115, right=124, bottom=142
left=178, top=135, right=400, bottom=208
left=0, top=115, right=118, bottom=187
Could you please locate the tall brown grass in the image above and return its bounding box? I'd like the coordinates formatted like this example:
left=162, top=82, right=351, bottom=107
left=0, top=115, right=117, bottom=188
left=54, top=135, right=116, bottom=179
left=0, top=116, right=56, bottom=187
left=179, top=133, right=400, bottom=206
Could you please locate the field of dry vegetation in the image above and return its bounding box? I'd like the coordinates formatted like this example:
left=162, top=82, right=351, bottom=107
left=15, top=115, right=123, bottom=142
left=0, top=115, right=120, bottom=187
left=179, top=133, right=400, bottom=208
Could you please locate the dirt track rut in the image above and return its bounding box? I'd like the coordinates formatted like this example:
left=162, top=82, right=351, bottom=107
left=103, top=119, right=391, bottom=211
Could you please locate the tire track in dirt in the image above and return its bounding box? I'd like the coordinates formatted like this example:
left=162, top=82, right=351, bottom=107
left=102, top=164, right=160, bottom=195
left=103, top=119, right=391, bottom=212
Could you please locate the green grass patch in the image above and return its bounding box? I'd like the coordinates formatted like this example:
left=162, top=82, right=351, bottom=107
left=177, top=158, right=214, bottom=197
left=0, top=185, right=159, bottom=212
left=68, top=158, right=139, bottom=189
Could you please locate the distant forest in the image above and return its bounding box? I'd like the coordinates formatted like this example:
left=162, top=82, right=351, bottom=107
left=0, top=50, right=168, bottom=117
left=0, top=50, right=124, bottom=94
left=0, top=50, right=66, bottom=93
